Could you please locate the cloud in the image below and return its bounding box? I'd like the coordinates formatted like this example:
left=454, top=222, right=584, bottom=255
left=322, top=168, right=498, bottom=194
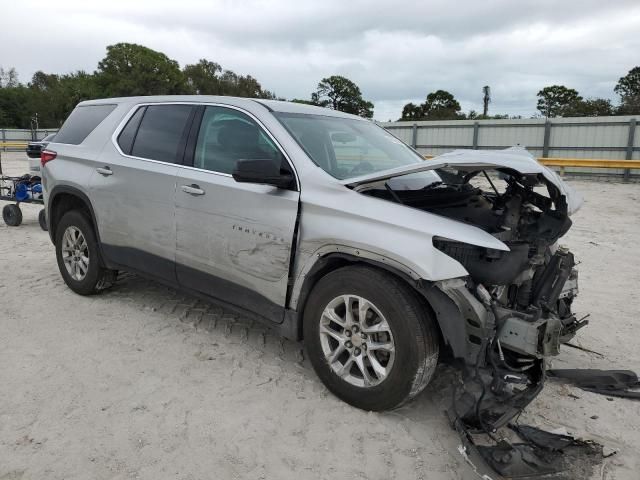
left=1, top=0, right=639, bottom=120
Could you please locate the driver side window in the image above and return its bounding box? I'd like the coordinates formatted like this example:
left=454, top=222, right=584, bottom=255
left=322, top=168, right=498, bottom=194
left=194, top=106, right=283, bottom=175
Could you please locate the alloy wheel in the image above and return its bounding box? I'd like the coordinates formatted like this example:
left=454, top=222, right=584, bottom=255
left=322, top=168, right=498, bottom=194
left=319, top=294, right=396, bottom=387
left=61, top=226, right=90, bottom=281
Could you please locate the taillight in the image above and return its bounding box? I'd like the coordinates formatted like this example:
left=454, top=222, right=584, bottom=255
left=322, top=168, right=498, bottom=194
left=41, top=150, right=57, bottom=167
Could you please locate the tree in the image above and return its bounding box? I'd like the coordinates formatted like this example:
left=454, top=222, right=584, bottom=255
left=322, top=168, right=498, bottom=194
left=564, top=98, right=614, bottom=117
left=24, top=70, right=104, bottom=127
left=614, top=67, right=640, bottom=115
left=0, top=85, right=31, bottom=127
left=400, top=102, right=424, bottom=121
left=422, top=90, right=463, bottom=120
left=218, top=70, right=275, bottom=98
left=183, top=59, right=276, bottom=99
left=0, top=67, right=19, bottom=88
left=313, top=76, right=374, bottom=118
left=291, top=98, right=317, bottom=105
left=400, top=90, right=463, bottom=121
left=1, top=44, right=279, bottom=128
left=536, top=85, right=582, bottom=117
left=29, top=71, right=60, bottom=91
left=96, top=43, right=186, bottom=97
left=183, top=59, right=222, bottom=94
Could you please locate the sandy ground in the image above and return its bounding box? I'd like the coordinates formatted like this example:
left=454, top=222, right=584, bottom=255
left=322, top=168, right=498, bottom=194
left=0, top=151, right=639, bottom=480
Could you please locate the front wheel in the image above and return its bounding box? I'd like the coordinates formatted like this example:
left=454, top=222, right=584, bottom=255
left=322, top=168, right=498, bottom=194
left=304, top=266, right=439, bottom=411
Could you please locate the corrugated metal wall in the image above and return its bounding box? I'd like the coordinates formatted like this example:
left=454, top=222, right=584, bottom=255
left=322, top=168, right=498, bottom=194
left=3, top=117, right=639, bottom=176
left=382, top=116, right=639, bottom=176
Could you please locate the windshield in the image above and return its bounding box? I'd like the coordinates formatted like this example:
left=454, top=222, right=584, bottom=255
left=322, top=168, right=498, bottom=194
left=275, top=112, right=426, bottom=180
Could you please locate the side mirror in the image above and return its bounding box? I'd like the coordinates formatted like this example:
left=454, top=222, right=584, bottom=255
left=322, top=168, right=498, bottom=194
left=232, top=159, right=294, bottom=189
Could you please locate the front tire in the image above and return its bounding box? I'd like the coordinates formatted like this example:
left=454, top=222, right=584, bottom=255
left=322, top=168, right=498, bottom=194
left=304, top=266, right=439, bottom=411
left=55, top=210, right=115, bottom=295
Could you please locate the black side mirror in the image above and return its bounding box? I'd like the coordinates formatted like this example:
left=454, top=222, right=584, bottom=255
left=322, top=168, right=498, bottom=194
left=232, top=159, right=294, bottom=189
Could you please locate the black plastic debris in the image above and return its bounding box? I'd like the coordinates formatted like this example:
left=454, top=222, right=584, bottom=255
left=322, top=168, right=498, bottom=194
left=453, top=420, right=605, bottom=479
left=509, top=424, right=574, bottom=451
left=476, top=441, right=558, bottom=478
left=548, top=368, right=640, bottom=399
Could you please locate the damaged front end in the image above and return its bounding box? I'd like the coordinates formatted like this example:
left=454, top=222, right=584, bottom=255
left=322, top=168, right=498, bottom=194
left=354, top=148, right=586, bottom=434
left=424, top=173, right=585, bottom=433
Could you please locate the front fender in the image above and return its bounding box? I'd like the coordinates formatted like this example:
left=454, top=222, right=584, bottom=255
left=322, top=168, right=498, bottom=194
left=289, top=242, right=468, bottom=310
left=290, top=180, right=509, bottom=310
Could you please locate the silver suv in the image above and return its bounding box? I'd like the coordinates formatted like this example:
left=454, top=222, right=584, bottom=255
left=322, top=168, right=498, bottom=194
left=42, top=96, right=584, bottom=423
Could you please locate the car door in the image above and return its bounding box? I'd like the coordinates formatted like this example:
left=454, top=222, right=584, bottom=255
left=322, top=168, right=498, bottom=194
left=90, top=103, right=196, bottom=281
left=175, top=105, right=300, bottom=323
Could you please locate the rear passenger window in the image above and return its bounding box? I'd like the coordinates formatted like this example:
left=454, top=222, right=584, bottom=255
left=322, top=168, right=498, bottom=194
left=117, top=107, right=146, bottom=155
left=130, top=105, right=193, bottom=163
left=55, top=104, right=116, bottom=145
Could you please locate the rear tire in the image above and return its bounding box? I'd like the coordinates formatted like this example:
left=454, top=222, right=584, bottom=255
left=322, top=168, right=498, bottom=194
left=2, top=204, right=22, bottom=226
left=38, top=209, right=48, bottom=231
left=304, top=265, right=439, bottom=411
left=55, top=210, right=115, bottom=295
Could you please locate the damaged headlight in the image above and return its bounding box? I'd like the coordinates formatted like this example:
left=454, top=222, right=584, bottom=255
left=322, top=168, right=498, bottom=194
left=433, top=237, right=529, bottom=286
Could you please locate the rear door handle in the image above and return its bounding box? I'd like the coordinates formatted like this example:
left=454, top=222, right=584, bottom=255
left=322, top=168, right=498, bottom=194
left=96, top=166, right=113, bottom=176
left=181, top=184, right=205, bottom=196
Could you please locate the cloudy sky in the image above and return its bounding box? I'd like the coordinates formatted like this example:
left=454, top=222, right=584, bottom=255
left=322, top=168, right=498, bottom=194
left=2, top=0, right=639, bottom=120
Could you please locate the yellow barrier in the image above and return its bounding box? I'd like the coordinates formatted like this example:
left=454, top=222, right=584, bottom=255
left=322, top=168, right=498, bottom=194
left=0, top=142, right=28, bottom=148
left=423, top=155, right=640, bottom=170
left=538, top=157, right=640, bottom=169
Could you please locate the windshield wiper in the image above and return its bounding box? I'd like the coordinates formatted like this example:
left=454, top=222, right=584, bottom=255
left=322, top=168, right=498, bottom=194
left=384, top=182, right=404, bottom=204
left=422, top=181, right=444, bottom=191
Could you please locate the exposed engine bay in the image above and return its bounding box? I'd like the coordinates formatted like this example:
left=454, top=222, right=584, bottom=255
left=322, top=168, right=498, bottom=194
left=359, top=160, right=588, bottom=465
left=376, top=168, right=584, bottom=357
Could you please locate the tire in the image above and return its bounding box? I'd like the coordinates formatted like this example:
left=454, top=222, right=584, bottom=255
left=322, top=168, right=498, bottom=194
left=55, top=210, right=116, bottom=295
left=38, top=209, right=48, bottom=231
left=303, top=265, right=439, bottom=411
left=2, top=204, right=23, bottom=226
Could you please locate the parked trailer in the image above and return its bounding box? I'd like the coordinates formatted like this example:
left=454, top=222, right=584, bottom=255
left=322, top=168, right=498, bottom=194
left=0, top=153, right=47, bottom=230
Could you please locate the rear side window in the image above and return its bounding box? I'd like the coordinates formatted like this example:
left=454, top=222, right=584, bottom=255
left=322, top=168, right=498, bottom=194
left=55, top=104, right=116, bottom=145
left=129, top=104, right=194, bottom=163
left=117, top=106, right=146, bottom=155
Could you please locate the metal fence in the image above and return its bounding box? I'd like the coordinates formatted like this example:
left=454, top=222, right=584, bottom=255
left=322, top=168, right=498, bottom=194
left=2, top=116, right=640, bottom=177
left=0, top=129, right=59, bottom=151
left=381, top=115, right=639, bottom=178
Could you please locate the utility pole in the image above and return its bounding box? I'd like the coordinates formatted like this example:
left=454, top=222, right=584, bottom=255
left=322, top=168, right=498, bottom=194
left=30, top=113, right=39, bottom=140
left=482, top=86, right=491, bottom=117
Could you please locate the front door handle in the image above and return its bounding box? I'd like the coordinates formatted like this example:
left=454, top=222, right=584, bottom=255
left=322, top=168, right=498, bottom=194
left=96, top=166, right=113, bottom=176
left=181, top=184, right=205, bottom=196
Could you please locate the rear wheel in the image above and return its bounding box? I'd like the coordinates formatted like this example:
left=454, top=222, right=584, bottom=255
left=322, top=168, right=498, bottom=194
left=304, top=266, right=439, bottom=411
left=55, top=210, right=115, bottom=295
left=2, top=204, right=22, bottom=226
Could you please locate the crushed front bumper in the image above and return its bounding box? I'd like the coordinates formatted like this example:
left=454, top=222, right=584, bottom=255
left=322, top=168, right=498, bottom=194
left=419, top=250, right=585, bottom=432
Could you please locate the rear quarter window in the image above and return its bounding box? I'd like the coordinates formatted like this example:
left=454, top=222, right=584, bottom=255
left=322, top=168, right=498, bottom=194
left=54, top=104, right=117, bottom=145
left=117, top=106, right=146, bottom=155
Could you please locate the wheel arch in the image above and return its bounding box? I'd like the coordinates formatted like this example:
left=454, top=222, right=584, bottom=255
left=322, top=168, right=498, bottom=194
left=292, top=252, right=445, bottom=348
left=47, top=186, right=107, bottom=261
